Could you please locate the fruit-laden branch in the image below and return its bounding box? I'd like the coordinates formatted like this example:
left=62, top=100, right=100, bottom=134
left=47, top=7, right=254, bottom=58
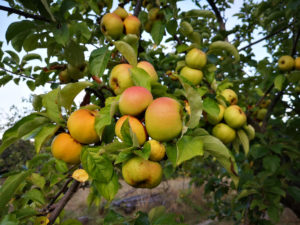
left=206, top=0, right=228, bottom=41
left=0, top=5, right=51, bottom=23
left=238, top=23, right=293, bottom=51
left=133, top=0, right=142, bottom=17
left=48, top=180, right=80, bottom=224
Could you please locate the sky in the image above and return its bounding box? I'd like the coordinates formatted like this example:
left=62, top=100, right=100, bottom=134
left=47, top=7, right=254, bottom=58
left=0, top=0, right=269, bottom=135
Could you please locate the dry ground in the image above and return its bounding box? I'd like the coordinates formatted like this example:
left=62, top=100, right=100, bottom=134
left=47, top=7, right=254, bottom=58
left=65, top=177, right=300, bottom=225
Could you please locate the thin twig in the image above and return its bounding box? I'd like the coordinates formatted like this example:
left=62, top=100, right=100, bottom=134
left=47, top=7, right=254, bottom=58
left=0, top=5, right=51, bottom=23
left=133, top=0, right=143, bottom=17
left=48, top=180, right=80, bottom=224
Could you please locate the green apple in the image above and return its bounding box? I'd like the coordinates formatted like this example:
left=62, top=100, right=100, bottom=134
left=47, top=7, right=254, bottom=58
left=221, top=89, right=238, bottom=105
left=59, top=69, right=71, bottom=84
left=185, top=48, right=207, bottom=69
left=137, top=61, right=158, bottom=83
left=100, top=13, right=124, bottom=40
left=224, top=105, right=247, bottom=128
left=109, top=64, right=134, bottom=95
left=122, top=157, right=163, bottom=188
left=256, top=108, right=267, bottom=120
left=145, top=97, right=183, bottom=141
left=180, top=66, right=203, bottom=85
left=212, top=123, right=236, bottom=144
left=67, top=63, right=86, bottom=80
left=119, top=86, right=153, bottom=116
left=148, top=140, right=166, bottom=161
left=115, top=115, right=147, bottom=146
left=207, top=104, right=225, bottom=125
left=278, top=55, right=294, bottom=71
left=124, top=15, right=141, bottom=35
left=113, top=7, right=128, bottom=20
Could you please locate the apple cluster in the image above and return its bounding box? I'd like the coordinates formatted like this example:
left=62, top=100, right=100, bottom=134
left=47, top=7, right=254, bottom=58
left=100, top=7, right=141, bottom=40
left=278, top=55, right=300, bottom=71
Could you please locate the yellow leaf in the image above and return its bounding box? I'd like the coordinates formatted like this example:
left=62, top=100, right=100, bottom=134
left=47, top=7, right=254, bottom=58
left=72, top=169, right=89, bottom=182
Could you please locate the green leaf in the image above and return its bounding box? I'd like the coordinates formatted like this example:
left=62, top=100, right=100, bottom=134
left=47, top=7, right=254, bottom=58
left=23, top=34, right=40, bottom=51
left=30, top=173, right=46, bottom=190
left=22, top=53, right=42, bottom=63
left=134, top=141, right=151, bottom=159
left=197, top=135, right=239, bottom=187
left=41, top=0, right=56, bottom=22
left=263, top=155, right=280, bottom=173
left=42, top=88, right=64, bottom=124
left=134, top=212, right=150, bottom=225
left=71, top=22, right=91, bottom=41
left=114, top=41, right=137, bottom=66
left=53, top=23, right=69, bottom=46
left=0, top=114, right=49, bottom=154
left=0, top=171, right=31, bottom=213
left=26, top=80, right=35, bottom=91
left=287, top=71, right=300, bottom=83
left=94, top=172, right=119, bottom=201
left=236, top=189, right=258, bottom=201
left=114, top=148, right=135, bottom=164
left=203, top=98, right=219, bottom=118
left=34, top=124, right=59, bottom=153
left=237, top=129, right=249, bottom=156
left=89, top=47, right=111, bottom=77
left=148, top=206, right=166, bottom=223
left=267, top=206, right=279, bottom=223
left=151, top=20, right=165, bottom=45
left=180, top=79, right=203, bottom=128
left=0, top=214, right=18, bottom=225
left=81, top=147, right=113, bottom=183
left=58, top=81, right=93, bottom=111
left=6, top=20, right=35, bottom=43
left=274, top=74, right=286, bottom=91
left=5, top=50, right=20, bottom=64
left=184, top=9, right=216, bottom=19
left=166, top=144, right=177, bottom=167
left=64, top=41, right=85, bottom=66
left=61, top=219, right=82, bottom=225
left=176, top=136, right=204, bottom=166
left=130, top=67, right=151, bottom=91
left=166, top=20, right=177, bottom=35
left=287, top=186, right=300, bottom=202
left=120, top=118, right=139, bottom=147
left=23, top=189, right=45, bottom=205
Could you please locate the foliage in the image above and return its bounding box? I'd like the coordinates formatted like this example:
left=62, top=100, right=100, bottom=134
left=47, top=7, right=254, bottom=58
left=0, top=0, right=299, bottom=224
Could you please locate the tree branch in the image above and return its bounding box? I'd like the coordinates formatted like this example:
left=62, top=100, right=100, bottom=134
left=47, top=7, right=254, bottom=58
left=207, top=0, right=228, bottom=41
left=133, top=0, right=142, bottom=17
left=0, top=5, right=51, bottom=23
left=48, top=180, right=80, bottom=224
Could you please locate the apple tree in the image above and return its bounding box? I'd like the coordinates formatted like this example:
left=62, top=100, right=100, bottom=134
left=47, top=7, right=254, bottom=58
left=0, top=0, right=300, bottom=224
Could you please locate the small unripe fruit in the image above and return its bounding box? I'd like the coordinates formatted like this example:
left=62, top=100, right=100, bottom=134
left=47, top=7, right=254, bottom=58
left=148, top=8, right=160, bottom=20
left=256, top=108, right=267, bottom=120
left=145, top=97, right=183, bottom=141
left=207, top=104, right=225, bottom=125
left=221, top=89, right=238, bottom=105
left=59, top=69, right=71, bottom=84
left=212, top=123, right=236, bottom=144
left=148, top=140, right=166, bottom=161
left=137, top=61, right=158, bottom=83
left=109, top=64, right=134, bottom=95
left=115, top=115, right=147, bottom=145
left=124, top=15, right=141, bottom=35
left=51, top=133, right=82, bottom=164
left=278, top=55, right=294, bottom=71
left=185, top=48, right=207, bottom=69
left=119, top=86, right=153, bottom=116
left=67, top=109, right=99, bottom=144
left=180, top=66, right=203, bottom=85
left=100, top=13, right=124, bottom=39
left=113, top=7, right=128, bottom=20
left=224, top=105, right=246, bottom=129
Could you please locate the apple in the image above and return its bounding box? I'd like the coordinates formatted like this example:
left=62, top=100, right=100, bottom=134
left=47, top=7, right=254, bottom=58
left=259, top=99, right=271, bottom=108
left=51, top=133, right=82, bottom=164
left=115, top=115, right=147, bottom=145
left=113, top=7, right=128, bottom=20
left=185, top=48, right=207, bottom=69
left=224, top=105, right=247, bottom=128
left=207, top=104, right=225, bottom=125
left=148, top=7, right=160, bottom=20
left=123, top=15, right=141, bottom=35
left=295, top=57, right=300, bottom=70
left=136, top=61, right=158, bottom=83
left=67, top=64, right=86, bottom=80
left=119, top=86, right=153, bottom=116
left=59, top=69, right=71, bottom=84
left=100, top=13, right=124, bottom=39
left=278, top=55, right=294, bottom=71
left=109, top=64, right=134, bottom=95
left=122, top=156, right=162, bottom=188
left=221, top=89, right=238, bottom=105
left=256, top=108, right=267, bottom=120
left=180, top=66, right=203, bottom=85
left=147, top=140, right=166, bottom=161
left=67, top=109, right=99, bottom=144
left=212, top=123, right=236, bottom=144
left=145, top=97, right=183, bottom=141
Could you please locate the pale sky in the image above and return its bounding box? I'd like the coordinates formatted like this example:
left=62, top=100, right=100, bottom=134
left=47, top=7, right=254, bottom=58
left=0, top=0, right=269, bottom=135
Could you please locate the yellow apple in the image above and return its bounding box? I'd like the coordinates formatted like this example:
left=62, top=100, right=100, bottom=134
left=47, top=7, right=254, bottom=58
left=180, top=66, right=203, bottom=85
left=212, top=123, right=236, bottom=144
left=224, top=105, right=247, bottom=128
left=113, top=7, right=128, bottom=20
left=148, top=140, right=166, bottom=161
left=123, top=15, right=141, bottom=35
left=185, top=48, right=207, bottom=69
left=137, top=61, right=158, bottom=83
left=109, top=64, right=134, bottom=95
left=221, top=89, right=238, bottom=105
left=278, top=55, right=294, bottom=71
left=100, top=13, right=124, bottom=39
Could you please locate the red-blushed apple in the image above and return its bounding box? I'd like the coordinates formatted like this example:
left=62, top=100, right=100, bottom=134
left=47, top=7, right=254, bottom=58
left=145, top=97, right=183, bottom=141
left=119, top=86, right=153, bottom=116
left=180, top=66, right=203, bottom=85
left=224, top=105, right=247, bottom=128
left=123, top=15, right=141, bottom=35
left=115, top=115, right=147, bottom=145
left=100, top=13, right=124, bottom=39
left=137, top=61, right=158, bottom=83
left=67, top=109, right=99, bottom=144
left=109, top=64, right=134, bottom=95
left=185, top=48, right=207, bottom=69
left=122, top=156, right=162, bottom=188
left=51, top=133, right=82, bottom=164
